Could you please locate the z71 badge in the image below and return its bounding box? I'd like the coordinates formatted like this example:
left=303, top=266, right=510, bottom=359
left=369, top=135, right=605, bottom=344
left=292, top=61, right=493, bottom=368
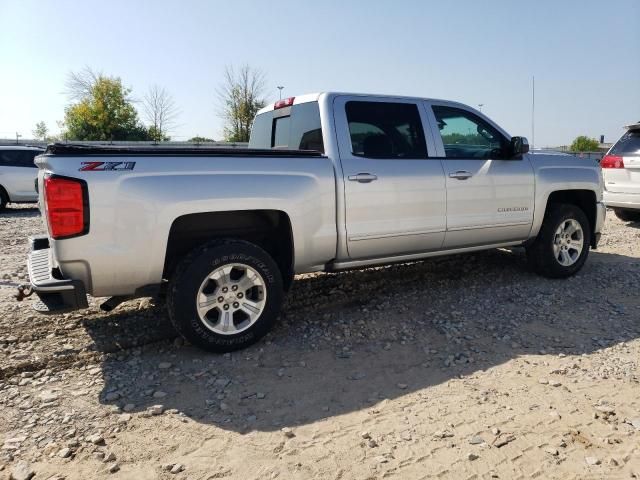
left=79, top=161, right=136, bottom=171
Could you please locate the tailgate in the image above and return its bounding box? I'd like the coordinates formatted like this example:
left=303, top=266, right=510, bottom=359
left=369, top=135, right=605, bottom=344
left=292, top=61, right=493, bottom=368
left=604, top=155, right=640, bottom=194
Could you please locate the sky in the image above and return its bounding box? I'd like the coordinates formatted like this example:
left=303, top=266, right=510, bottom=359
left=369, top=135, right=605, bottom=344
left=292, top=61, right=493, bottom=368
left=1, top=0, right=638, bottom=147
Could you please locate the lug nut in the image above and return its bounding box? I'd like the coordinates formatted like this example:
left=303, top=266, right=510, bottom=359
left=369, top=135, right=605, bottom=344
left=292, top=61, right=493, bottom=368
left=233, top=302, right=239, bottom=308
left=237, top=292, right=244, bottom=299
left=223, top=304, right=229, bottom=310
left=218, top=296, right=224, bottom=303
left=222, top=286, right=228, bottom=293
left=232, top=285, right=238, bottom=291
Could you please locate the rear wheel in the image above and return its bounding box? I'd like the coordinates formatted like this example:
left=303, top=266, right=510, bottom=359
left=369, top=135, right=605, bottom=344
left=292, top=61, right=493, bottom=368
left=0, top=187, right=8, bottom=211
left=526, top=204, right=591, bottom=278
left=167, top=239, right=284, bottom=353
left=613, top=208, right=640, bottom=222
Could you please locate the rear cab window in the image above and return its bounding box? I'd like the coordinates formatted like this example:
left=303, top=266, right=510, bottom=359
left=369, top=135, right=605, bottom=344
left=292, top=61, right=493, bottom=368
left=249, top=101, right=324, bottom=153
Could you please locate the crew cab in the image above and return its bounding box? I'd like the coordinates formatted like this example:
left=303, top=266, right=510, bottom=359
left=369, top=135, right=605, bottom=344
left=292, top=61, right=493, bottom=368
left=21, top=93, right=606, bottom=352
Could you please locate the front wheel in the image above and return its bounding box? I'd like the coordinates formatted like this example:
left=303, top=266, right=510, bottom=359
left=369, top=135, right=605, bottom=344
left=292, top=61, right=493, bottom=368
left=613, top=208, right=640, bottom=222
left=167, top=239, right=284, bottom=353
left=526, top=204, right=591, bottom=278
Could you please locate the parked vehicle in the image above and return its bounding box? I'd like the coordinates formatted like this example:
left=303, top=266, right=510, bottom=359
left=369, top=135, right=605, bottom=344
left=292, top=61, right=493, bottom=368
left=0, top=145, right=43, bottom=210
left=21, top=93, right=606, bottom=352
left=602, top=122, right=640, bottom=221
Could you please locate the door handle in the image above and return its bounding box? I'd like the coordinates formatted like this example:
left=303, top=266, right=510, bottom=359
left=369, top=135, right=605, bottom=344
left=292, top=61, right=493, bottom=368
left=449, top=170, right=473, bottom=180
left=348, top=173, right=378, bottom=183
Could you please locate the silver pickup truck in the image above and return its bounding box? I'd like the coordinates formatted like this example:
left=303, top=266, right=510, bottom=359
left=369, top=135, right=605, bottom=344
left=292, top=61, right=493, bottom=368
left=21, top=92, right=606, bottom=352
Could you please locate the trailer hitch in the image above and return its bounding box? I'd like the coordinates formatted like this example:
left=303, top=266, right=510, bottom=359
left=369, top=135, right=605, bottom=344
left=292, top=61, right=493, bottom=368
left=15, top=284, right=34, bottom=302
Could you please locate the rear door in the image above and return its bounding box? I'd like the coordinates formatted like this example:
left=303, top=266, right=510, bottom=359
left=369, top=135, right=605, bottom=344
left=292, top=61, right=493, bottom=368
left=0, top=150, right=40, bottom=201
left=334, top=96, right=447, bottom=260
left=603, top=126, right=640, bottom=194
left=425, top=102, right=534, bottom=248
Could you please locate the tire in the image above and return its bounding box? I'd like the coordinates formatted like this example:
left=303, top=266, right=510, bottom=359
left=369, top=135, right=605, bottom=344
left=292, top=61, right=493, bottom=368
left=526, top=204, right=591, bottom=278
left=613, top=208, right=640, bottom=222
left=0, top=187, right=8, bottom=212
left=167, top=239, right=284, bottom=353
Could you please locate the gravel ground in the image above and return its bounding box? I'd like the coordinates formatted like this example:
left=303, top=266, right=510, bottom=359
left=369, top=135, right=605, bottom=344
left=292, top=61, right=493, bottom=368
left=0, top=204, right=639, bottom=480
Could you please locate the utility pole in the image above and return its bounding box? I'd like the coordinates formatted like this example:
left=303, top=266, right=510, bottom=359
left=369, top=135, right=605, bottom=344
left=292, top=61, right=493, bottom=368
left=277, top=86, right=284, bottom=100
left=478, top=103, right=484, bottom=113
left=531, top=76, right=535, bottom=150
left=15, top=132, right=22, bottom=145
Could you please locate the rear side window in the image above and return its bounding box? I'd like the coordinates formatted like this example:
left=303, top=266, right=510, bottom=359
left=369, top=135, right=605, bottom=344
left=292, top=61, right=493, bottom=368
left=610, top=130, right=640, bottom=156
left=249, top=102, right=324, bottom=153
left=345, top=101, right=427, bottom=158
left=0, top=150, right=40, bottom=167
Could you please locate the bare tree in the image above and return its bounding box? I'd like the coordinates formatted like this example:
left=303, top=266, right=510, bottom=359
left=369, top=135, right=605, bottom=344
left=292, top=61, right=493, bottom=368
left=64, top=66, right=102, bottom=101
left=142, top=85, right=180, bottom=141
left=217, top=65, right=266, bottom=142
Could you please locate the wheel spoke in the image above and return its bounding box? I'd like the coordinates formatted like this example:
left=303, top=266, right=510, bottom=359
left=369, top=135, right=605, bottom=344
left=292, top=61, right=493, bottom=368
left=197, top=294, right=218, bottom=315
left=240, top=299, right=263, bottom=319
left=560, top=249, right=572, bottom=265
left=220, top=310, right=235, bottom=333
left=235, top=274, right=258, bottom=293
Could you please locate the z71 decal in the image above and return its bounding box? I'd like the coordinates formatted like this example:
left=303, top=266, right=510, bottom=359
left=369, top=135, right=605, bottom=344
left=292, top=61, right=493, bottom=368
left=79, top=161, right=136, bottom=171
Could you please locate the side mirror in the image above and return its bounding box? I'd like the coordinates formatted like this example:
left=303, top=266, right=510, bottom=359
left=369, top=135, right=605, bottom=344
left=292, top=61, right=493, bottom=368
left=510, top=136, right=529, bottom=157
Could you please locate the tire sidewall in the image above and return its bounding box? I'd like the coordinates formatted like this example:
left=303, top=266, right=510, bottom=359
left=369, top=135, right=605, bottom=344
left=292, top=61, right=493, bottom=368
left=0, top=188, right=8, bottom=211
left=542, top=206, right=591, bottom=277
left=169, top=242, right=283, bottom=352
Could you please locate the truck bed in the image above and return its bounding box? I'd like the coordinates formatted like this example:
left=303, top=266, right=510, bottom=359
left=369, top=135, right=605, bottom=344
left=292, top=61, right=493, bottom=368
left=45, top=143, right=324, bottom=157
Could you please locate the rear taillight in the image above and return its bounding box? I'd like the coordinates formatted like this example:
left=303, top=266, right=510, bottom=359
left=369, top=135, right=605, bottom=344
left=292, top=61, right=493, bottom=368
left=274, top=97, right=295, bottom=109
left=601, top=155, right=624, bottom=169
left=44, top=176, right=89, bottom=239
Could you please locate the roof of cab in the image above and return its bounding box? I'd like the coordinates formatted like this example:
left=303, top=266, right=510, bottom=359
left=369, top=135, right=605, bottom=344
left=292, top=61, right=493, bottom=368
left=255, top=92, right=475, bottom=117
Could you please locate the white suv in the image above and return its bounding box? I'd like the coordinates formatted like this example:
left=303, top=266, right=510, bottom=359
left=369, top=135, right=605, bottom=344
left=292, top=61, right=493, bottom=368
left=0, top=146, right=43, bottom=210
left=602, top=122, right=640, bottom=221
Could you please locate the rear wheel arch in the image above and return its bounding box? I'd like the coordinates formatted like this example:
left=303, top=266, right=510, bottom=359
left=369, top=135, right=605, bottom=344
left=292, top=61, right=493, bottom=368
left=163, top=209, right=295, bottom=290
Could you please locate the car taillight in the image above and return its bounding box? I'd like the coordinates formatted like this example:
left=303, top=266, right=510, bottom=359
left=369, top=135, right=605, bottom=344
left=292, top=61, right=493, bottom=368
left=44, top=176, right=89, bottom=239
left=274, top=97, right=295, bottom=109
left=601, top=155, right=624, bottom=169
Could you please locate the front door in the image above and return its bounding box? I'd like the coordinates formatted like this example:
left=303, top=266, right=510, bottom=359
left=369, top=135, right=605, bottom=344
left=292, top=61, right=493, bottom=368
left=426, top=103, right=535, bottom=248
left=335, top=96, right=447, bottom=260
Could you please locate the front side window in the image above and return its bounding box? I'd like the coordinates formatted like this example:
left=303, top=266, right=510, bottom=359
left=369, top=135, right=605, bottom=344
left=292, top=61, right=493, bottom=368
left=432, top=106, right=507, bottom=159
left=346, top=101, right=427, bottom=158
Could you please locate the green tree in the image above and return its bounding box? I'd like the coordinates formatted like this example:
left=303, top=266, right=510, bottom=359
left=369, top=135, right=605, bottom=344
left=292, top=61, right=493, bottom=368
left=570, top=136, right=600, bottom=152
left=62, top=69, right=150, bottom=141
left=147, top=125, right=170, bottom=142
left=218, top=65, right=266, bottom=142
left=32, top=121, right=49, bottom=141
left=188, top=136, right=215, bottom=142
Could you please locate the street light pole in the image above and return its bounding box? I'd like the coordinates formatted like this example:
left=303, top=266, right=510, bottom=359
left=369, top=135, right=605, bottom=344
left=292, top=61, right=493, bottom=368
left=478, top=104, right=484, bottom=113
left=15, top=132, right=22, bottom=145
left=277, top=86, right=284, bottom=100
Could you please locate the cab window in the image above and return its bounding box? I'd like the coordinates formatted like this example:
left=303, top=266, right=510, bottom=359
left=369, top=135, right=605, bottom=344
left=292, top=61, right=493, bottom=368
left=345, top=101, right=427, bottom=159
left=432, top=106, right=508, bottom=159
